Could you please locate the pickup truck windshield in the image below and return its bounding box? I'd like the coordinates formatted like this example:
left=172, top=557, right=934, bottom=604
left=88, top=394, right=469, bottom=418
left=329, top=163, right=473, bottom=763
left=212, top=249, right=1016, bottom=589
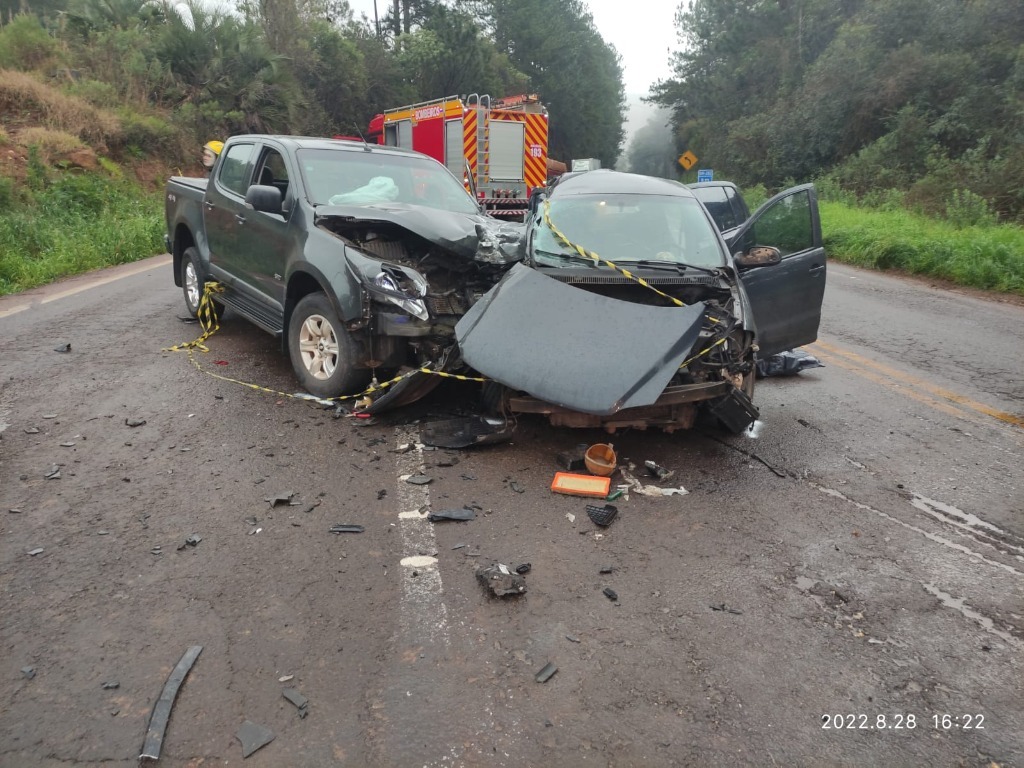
left=531, top=194, right=726, bottom=268
left=297, top=148, right=479, bottom=215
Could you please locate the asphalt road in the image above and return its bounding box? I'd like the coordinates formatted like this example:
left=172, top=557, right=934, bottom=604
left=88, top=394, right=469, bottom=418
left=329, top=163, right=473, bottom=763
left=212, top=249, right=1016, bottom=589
left=1, top=257, right=1022, bottom=767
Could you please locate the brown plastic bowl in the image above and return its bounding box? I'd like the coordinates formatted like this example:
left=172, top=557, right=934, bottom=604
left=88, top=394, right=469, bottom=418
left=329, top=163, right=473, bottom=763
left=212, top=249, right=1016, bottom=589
left=584, top=443, right=617, bottom=477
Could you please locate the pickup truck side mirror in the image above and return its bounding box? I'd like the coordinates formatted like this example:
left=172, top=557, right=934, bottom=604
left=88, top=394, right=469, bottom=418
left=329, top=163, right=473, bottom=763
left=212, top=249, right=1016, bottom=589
left=734, top=245, right=782, bottom=269
left=245, top=184, right=283, bottom=215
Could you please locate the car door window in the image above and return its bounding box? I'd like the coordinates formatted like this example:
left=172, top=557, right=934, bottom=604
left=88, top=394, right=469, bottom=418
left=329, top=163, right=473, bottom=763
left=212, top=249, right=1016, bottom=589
left=253, top=148, right=290, bottom=209
left=736, top=189, right=814, bottom=257
left=217, top=143, right=254, bottom=197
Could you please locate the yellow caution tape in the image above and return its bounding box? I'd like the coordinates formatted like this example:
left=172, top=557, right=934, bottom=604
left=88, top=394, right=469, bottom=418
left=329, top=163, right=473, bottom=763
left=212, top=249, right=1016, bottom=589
left=164, top=281, right=485, bottom=406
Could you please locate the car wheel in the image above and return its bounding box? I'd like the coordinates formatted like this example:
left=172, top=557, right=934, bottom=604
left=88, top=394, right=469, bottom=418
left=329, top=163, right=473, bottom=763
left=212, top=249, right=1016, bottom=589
left=180, top=247, right=222, bottom=320
left=288, top=293, right=368, bottom=398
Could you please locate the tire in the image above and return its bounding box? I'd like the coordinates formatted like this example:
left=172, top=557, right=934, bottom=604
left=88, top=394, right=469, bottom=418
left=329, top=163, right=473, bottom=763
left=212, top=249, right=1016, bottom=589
left=180, top=247, right=222, bottom=320
left=288, top=292, right=369, bottom=398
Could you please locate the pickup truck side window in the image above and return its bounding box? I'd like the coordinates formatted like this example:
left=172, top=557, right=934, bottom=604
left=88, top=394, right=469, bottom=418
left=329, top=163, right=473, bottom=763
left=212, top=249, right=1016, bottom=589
left=255, top=148, right=289, bottom=202
left=218, top=143, right=255, bottom=197
left=736, top=189, right=814, bottom=257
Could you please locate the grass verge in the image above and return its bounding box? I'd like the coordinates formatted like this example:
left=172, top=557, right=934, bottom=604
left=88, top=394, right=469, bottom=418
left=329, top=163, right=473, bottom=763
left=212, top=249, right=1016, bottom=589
left=822, top=201, right=1024, bottom=296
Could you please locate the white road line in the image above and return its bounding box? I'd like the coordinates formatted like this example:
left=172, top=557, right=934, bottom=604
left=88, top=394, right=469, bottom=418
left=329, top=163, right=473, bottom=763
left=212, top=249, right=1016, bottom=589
left=0, top=255, right=172, bottom=318
left=394, top=427, right=449, bottom=645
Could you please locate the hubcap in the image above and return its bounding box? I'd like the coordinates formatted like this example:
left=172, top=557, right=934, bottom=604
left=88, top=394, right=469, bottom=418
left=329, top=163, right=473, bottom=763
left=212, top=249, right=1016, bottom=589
left=298, top=314, right=340, bottom=381
left=185, top=262, right=200, bottom=310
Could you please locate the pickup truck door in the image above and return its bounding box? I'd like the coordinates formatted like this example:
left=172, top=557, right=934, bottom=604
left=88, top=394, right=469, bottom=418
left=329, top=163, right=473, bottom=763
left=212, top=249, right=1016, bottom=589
left=724, top=184, right=826, bottom=357
left=205, top=140, right=256, bottom=284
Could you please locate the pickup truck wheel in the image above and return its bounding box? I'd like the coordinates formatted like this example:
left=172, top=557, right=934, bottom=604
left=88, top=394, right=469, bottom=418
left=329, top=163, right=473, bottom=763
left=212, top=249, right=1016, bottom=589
left=288, top=293, right=368, bottom=398
left=181, top=247, right=222, bottom=319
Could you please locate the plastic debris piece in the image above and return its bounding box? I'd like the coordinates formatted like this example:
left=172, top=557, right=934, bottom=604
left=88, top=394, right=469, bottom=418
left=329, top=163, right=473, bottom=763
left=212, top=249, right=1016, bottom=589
left=566, top=513, right=575, bottom=523
left=428, top=508, right=476, bottom=522
left=102, top=681, right=120, bottom=689
left=125, top=418, right=147, bottom=428
left=42, top=414, right=57, bottom=419
left=282, top=688, right=309, bottom=718
left=556, top=444, right=589, bottom=472
left=27, top=548, right=44, bottom=556
left=421, top=416, right=512, bottom=449
left=265, top=492, right=295, bottom=507
left=21, top=667, right=35, bottom=679
left=551, top=472, right=611, bottom=498
left=599, top=566, right=615, bottom=574
left=404, top=474, right=433, bottom=486
left=185, top=534, right=201, bottom=546
left=139, top=645, right=203, bottom=761
left=451, top=543, right=468, bottom=550
left=509, top=481, right=526, bottom=493
left=584, top=443, right=617, bottom=477
left=329, top=525, right=365, bottom=534
left=619, top=468, right=687, bottom=498
left=54, top=343, right=71, bottom=353
left=476, top=562, right=527, bottom=597
left=515, top=563, right=532, bottom=575
left=44, top=465, right=61, bottom=480
left=60, top=441, right=75, bottom=447
left=710, top=603, right=743, bottom=615
left=278, top=675, right=294, bottom=683
left=586, top=504, right=618, bottom=527
left=535, top=662, right=558, bottom=683
left=235, top=720, right=275, bottom=758
left=566, top=635, right=581, bottom=643
left=756, top=348, right=824, bottom=378
left=24, top=427, right=40, bottom=434
left=603, top=587, right=618, bottom=601
left=643, top=460, right=674, bottom=481
left=606, top=489, right=624, bottom=501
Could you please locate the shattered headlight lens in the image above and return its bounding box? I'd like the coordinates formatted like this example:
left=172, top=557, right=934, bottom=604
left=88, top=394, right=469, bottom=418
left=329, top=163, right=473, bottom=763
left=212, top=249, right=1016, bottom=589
left=370, top=266, right=429, bottom=321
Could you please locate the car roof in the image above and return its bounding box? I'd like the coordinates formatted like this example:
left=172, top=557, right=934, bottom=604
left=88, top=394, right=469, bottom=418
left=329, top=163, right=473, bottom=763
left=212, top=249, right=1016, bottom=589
left=551, top=169, right=696, bottom=198
left=229, top=135, right=426, bottom=159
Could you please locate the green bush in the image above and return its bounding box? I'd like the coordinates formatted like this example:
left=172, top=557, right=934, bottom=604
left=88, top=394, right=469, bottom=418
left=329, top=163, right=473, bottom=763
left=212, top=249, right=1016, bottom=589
left=0, top=14, right=61, bottom=71
left=945, top=188, right=998, bottom=228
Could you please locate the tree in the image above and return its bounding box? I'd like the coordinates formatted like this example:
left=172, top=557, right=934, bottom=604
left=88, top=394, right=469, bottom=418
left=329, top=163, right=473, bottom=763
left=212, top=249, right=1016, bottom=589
left=624, top=108, right=676, bottom=178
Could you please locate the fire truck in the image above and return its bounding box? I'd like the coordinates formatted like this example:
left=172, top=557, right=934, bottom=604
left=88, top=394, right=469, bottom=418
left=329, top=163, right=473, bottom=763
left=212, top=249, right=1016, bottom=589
left=367, top=93, right=549, bottom=220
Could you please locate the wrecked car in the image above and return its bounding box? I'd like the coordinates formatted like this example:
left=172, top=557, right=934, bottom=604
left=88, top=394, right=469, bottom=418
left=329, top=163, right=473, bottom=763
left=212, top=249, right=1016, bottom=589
left=166, top=135, right=522, bottom=406
left=456, top=170, right=826, bottom=432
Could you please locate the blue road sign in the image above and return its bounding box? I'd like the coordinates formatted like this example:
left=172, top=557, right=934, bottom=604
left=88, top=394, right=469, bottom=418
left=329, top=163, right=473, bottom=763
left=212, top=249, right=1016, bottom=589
left=697, top=169, right=713, bottom=183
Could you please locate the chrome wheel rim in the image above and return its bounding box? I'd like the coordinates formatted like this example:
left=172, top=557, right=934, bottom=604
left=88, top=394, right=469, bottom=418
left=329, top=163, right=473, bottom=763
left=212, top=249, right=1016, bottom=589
left=297, top=314, right=340, bottom=381
left=184, top=261, right=200, bottom=311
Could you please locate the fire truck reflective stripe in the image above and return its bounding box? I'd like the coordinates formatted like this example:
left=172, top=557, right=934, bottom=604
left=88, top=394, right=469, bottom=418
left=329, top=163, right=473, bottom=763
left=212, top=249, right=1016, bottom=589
left=463, top=109, right=478, bottom=178
left=524, top=113, right=548, bottom=190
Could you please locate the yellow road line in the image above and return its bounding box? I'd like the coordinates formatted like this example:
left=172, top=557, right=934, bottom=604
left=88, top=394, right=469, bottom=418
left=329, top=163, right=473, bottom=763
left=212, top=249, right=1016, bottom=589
left=810, top=340, right=1024, bottom=429
left=0, top=256, right=172, bottom=319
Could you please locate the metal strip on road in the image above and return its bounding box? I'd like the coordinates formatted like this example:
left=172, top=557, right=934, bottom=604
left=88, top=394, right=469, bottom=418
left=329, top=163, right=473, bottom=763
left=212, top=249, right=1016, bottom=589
left=810, top=340, right=1024, bottom=430
left=0, top=255, right=172, bottom=319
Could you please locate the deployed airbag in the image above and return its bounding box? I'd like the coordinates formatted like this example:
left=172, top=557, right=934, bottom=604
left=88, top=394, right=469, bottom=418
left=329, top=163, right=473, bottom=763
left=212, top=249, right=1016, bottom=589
left=456, top=263, right=706, bottom=415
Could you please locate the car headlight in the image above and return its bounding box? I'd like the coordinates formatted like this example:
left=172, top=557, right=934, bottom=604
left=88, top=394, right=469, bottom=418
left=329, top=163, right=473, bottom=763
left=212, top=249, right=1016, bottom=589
left=369, top=265, right=429, bottom=321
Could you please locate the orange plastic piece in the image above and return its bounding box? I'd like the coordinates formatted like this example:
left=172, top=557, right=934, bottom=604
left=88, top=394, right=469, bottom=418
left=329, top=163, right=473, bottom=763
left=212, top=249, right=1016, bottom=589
left=550, top=472, right=611, bottom=498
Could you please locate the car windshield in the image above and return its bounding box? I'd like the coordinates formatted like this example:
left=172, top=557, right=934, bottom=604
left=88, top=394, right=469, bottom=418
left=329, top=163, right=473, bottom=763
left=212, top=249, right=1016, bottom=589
left=530, top=193, right=726, bottom=268
left=297, top=148, right=479, bottom=215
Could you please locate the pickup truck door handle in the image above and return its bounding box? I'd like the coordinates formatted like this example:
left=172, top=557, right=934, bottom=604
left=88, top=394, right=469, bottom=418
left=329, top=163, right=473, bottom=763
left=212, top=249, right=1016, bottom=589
left=235, top=214, right=247, bottom=225
left=809, top=264, right=825, bottom=276
left=204, top=201, right=215, bottom=211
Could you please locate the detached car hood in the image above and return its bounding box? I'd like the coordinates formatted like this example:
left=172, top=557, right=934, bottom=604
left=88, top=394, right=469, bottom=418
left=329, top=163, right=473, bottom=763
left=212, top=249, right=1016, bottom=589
left=315, top=203, right=523, bottom=265
left=456, top=263, right=707, bottom=415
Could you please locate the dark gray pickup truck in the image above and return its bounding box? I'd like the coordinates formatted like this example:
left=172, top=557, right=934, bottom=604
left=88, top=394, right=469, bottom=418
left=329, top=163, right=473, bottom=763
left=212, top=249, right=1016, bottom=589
left=165, top=135, right=521, bottom=406
left=166, top=137, right=825, bottom=433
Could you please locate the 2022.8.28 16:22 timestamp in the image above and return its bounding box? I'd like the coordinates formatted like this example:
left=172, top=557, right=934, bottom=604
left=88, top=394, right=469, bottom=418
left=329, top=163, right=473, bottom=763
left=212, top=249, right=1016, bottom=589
left=821, top=713, right=986, bottom=730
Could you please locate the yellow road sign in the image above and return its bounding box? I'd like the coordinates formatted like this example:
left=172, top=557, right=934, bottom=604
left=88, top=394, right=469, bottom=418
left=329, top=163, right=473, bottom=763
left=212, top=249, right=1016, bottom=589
left=678, top=151, right=698, bottom=170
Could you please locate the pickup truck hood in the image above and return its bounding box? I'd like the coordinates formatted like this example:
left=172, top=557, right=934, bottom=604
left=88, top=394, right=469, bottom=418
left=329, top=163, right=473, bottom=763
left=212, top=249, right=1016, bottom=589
left=315, top=203, right=523, bottom=265
left=455, top=263, right=707, bottom=415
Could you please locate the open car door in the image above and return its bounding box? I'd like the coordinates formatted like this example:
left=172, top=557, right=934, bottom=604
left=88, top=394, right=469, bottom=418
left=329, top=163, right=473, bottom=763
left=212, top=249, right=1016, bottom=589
left=724, top=184, right=825, bottom=357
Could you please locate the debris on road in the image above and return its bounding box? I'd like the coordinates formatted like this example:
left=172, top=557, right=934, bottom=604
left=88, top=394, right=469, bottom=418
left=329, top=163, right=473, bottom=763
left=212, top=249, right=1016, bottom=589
left=515, top=563, right=532, bottom=575
left=265, top=491, right=295, bottom=507
left=710, top=603, right=743, bottom=615
left=586, top=504, right=618, bottom=527
left=125, top=418, right=147, bottom=428
left=643, top=460, right=674, bottom=481
left=565, top=513, right=575, bottom=523
left=428, top=508, right=476, bottom=522
left=551, top=472, right=611, bottom=498
left=556, top=444, right=589, bottom=472
left=566, top=635, right=581, bottom=643
left=21, top=667, right=35, bottom=679
left=102, top=681, right=120, bottom=689
left=599, top=566, right=615, bottom=574
left=27, top=548, right=44, bottom=556
left=403, top=474, right=433, bottom=486
left=282, top=688, right=309, bottom=719
left=278, top=675, right=294, bottom=683
left=329, top=525, right=365, bottom=534
left=756, top=348, right=823, bottom=378
left=603, top=587, right=619, bottom=601
left=53, top=342, right=71, bottom=353
left=44, top=465, right=60, bottom=480
left=176, top=534, right=202, bottom=551
left=139, top=645, right=203, bottom=761
left=24, top=427, right=40, bottom=434
left=235, top=720, right=276, bottom=758
left=476, top=562, right=527, bottom=597
left=584, top=443, right=617, bottom=477
left=421, top=416, right=512, bottom=448
left=535, top=662, right=558, bottom=683
left=509, top=481, right=526, bottom=494
left=619, top=468, right=687, bottom=498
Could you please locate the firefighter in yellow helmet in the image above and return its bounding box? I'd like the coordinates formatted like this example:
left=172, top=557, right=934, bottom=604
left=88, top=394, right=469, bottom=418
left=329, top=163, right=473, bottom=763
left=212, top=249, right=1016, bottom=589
left=201, top=140, right=223, bottom=172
